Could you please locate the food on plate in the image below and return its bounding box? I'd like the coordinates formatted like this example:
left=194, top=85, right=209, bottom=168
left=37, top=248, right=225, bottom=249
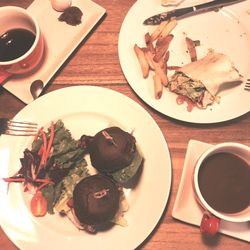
left=161, top=0, right=183, bottom=6
left=72, top=174, right=121, bottom=226
left=65, top=174, right=128, bottom=234
left=134, top=19, right=243, bottom=110
left=58, top=6, right=83, bottom=25
left=51, top=0, right=72, bottom=12
left=3, top=120, right=89, bottom=216
left=134, top=44, right=149, bottom=78
left=87, top=127, right=144, bottom=185
left=185, top=37, right=198, bottom=62
left=153, top=73, right=163, bottom=99
left=3, top=121, right=143, bottom=233
left=154, top=34, right=174, bottom=62
left=134, top=18, right=177, bottom=99
left=168, top=50, right=243, bottom=109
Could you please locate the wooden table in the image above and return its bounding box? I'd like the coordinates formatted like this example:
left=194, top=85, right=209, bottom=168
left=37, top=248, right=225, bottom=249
left=0, top=1, right=249, bottom=249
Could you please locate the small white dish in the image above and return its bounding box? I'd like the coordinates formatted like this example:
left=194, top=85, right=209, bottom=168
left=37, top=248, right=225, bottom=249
left=2, top=0, right=106, bottom=104
left=172, top=139, right=250, bottom=242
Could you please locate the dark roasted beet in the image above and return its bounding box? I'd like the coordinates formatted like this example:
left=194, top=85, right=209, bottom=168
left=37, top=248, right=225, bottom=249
left=89, top=127, right=136, bottom=173
left=78, top=135, right=93, bottom=154
left=18, top=149, right=41, bottom=182
left=73, top=174, right=120, bottom=225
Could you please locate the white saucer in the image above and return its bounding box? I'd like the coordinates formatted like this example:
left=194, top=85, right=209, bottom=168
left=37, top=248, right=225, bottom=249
left=172, top=140, right=250, bottom=242
left=2, top=0, right=106, bottom=104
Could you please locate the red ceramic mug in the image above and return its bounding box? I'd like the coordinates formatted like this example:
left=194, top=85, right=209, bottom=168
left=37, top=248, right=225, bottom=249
left=0, top=6, right=44, bottom=84
left=193, top=142, right=250, bottom=236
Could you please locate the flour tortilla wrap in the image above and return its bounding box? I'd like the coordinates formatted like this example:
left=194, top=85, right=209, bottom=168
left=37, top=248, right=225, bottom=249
left=169, top=50, right=242, bottom=108
left=180, top=50, right=242, bottom=96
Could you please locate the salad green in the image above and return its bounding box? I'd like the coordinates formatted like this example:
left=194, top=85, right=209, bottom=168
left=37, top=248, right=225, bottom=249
left=33, top=120, right=89, bottom=214
left=110, top=148, right=143, bottom=184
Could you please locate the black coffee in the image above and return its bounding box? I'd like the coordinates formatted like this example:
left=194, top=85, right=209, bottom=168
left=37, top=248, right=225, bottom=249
left=0, top=28, right=35, bottom=62
left=198, top=152, right=250, bottom=214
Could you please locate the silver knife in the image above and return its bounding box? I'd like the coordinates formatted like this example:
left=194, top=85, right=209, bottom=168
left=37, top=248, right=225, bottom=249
left=143, top=0, right=245, bottom=25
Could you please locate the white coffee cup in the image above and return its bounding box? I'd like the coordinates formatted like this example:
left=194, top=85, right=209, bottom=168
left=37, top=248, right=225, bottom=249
left=193, top=142, right=250, bottom=235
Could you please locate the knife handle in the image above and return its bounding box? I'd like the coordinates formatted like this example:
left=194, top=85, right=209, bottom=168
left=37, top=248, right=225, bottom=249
left=195, top=0, right=243, bottom=12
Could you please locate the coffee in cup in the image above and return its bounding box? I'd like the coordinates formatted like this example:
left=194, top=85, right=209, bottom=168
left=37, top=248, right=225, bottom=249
left=0, top=6, right=44, bottom=84
left=193, top=142, right=250, bottom=235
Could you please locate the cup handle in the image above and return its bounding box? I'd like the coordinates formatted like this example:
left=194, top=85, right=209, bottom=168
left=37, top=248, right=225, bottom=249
left=0, top=67, right=12, bottom=84
left=200, top=212, right=220, bottom=236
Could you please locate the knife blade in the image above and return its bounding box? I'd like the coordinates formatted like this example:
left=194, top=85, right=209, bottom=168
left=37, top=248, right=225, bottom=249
left=143, top=0, right=245, bottom=25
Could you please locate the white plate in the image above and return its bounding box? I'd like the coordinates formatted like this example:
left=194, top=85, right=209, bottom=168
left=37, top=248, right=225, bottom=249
left=118, top=0, right=250, bottom=124
left=172, top=140, right=250, bottom=242
left=0, top=86, right=172, bottom=250
left=2, top=0, right=106, bottom=104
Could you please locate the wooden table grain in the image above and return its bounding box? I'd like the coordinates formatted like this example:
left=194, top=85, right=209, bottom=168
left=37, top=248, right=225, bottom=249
left=0, top=1, right=249, bottom=250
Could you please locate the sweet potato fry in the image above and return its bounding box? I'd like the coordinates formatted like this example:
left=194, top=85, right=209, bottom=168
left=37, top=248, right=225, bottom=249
left=143, top=48, right=155, bottom=70
left=134, top=44, right=150, bottom=78
left=164, top=50, right=170, bottom=63
left=151, top=20, right=169, bottom=41
left=153, top=73, right=163, bottom=99
left=158, top=57, right=166, bottom=71
left=157, top=50, right=170, bottom=71
left=154, top=62, right=168, bottom=86
left=144, top=32, right=155, bottom=54
left=154, top=34, right=173, bottom=62
left=186, top=37, right=197, bottom=62
left=167, top=65, right=181, bottom=70
left=144, top=48, right=169, bottom=86
left=134, top=17, right=179, bottom=98
left=159, top=18, right=177, bottom=39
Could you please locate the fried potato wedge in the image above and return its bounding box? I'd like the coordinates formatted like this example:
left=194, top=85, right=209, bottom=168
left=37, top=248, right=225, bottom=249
left=144, top=32, right=155, bottom=54
left=185, top=37, right=197, bottom=62
left=153, top=73, right=163, bottom=99
left=134, top=44, right=149, bottom=78
left=151, top=21, right=169, bottom=41
left=154, top=34, right=173, bottom=62
left=154, top=62, right=169, bottom=86
left=143, top=48, right=156, bottom=70
left=159, top=18, right=177, bottom=39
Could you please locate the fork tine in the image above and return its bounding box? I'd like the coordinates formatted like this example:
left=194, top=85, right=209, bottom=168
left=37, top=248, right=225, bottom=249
left=1, top=119, right=38, bottom=136
left=8, top=119, right=37, bottom=126
left=5, top=130, right=38, bottom=136
left=244, top=79, right=250, bottom=91
left=5, top=126, right=38, bottom=136
left=7, top=120, right=38, bottom=129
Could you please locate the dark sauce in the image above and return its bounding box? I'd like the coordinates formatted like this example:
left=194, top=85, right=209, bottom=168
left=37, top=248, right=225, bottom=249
left=198, top=152, right=250, bottom=214
left=58, top=6, right=83, bottom=26
left=0, top=28, right=35, bottom=62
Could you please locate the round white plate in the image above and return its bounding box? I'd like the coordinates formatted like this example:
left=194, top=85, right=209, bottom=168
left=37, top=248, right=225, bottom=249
left=0, top=86, right=171, bottom=250
left=118, top=0, right=250, bottom=123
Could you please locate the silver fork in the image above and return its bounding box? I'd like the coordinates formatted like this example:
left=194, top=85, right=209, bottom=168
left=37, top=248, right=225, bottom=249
left=244, top=79, right=250, bottom=91
left=0, top=118, right=38, bottom=136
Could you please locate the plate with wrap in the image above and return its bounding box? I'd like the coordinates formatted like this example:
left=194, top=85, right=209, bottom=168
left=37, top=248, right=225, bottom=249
left=119, top=0, right=250, bottom=123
